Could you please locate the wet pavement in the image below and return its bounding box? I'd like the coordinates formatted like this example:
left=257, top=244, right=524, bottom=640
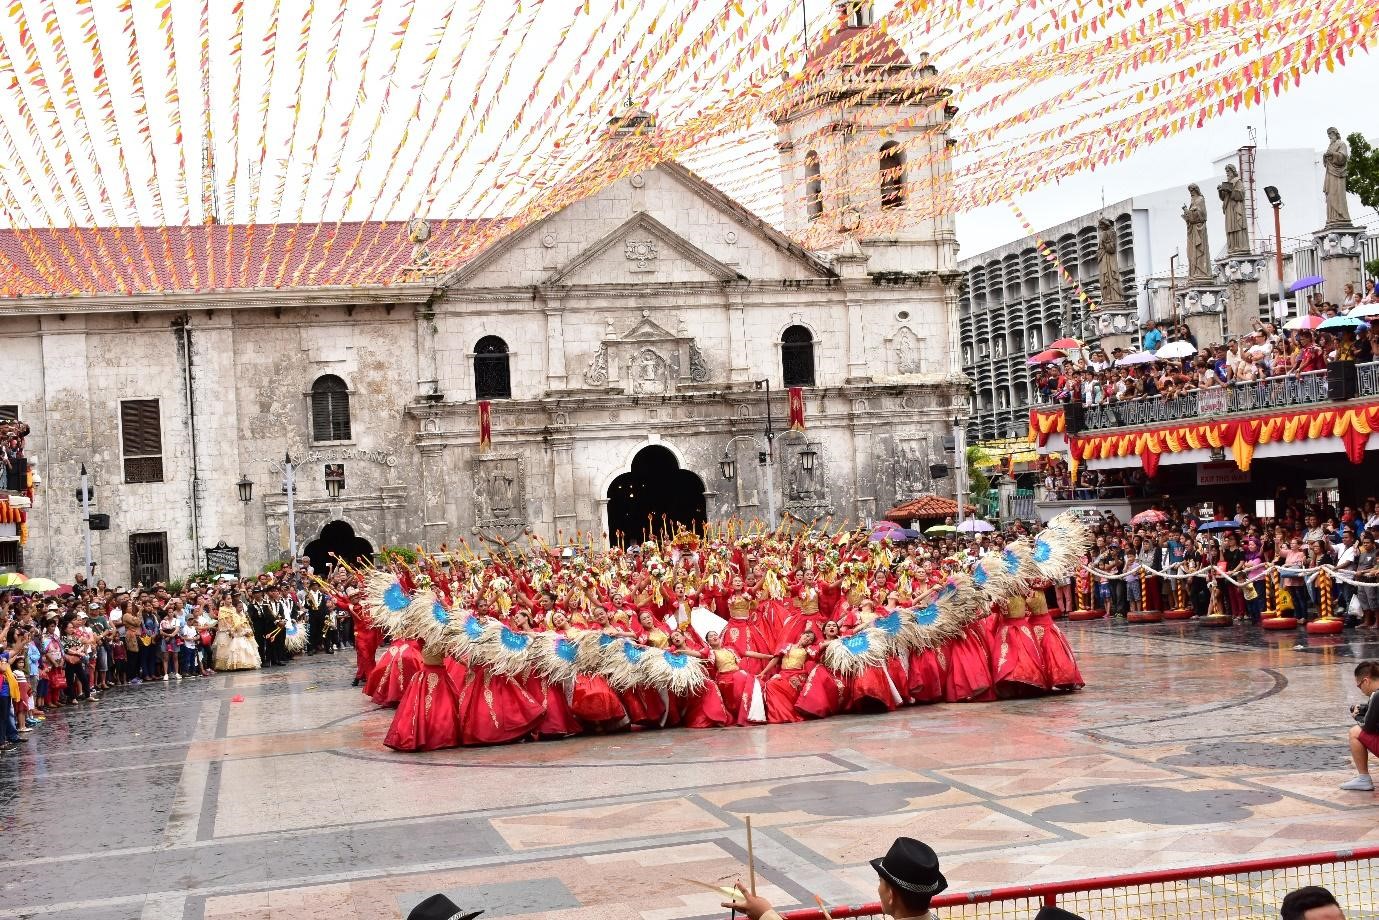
left=2, top=622, right=1377, bottom=919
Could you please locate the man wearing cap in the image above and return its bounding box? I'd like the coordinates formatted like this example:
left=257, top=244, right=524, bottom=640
left=722, top=837, right=947, bottom=920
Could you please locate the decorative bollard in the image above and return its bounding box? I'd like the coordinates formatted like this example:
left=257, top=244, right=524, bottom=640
left=1306, top=570, right=1344, bottom=635
left=1261, top=569, right=1300, bottom=630
left=1127, top=567, right=1163, bottom=623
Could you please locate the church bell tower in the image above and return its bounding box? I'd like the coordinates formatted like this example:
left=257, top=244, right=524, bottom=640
left=771, top=1, right=958, bottom=275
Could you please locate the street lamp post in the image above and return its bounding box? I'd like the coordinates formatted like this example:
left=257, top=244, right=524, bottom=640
left=79, top=463, right=93, bottom=576
left=720, top=434, right=777, bottom=524
left=283, top=451, right=297, bottom=564
left=952, top=418, right=968, bottom=525
left=1264, top=185, right=1286, bottom=318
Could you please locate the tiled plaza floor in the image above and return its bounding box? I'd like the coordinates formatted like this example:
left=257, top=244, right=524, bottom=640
left=3, top=622, right=1377, bottom=920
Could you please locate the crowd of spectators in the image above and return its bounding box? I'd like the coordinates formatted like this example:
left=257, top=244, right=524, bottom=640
left=0, top=562, right=354, bottom=754
left=1073, top=491, right=1379, bottom=626
left=1033, top=281, right=1379, bottom=409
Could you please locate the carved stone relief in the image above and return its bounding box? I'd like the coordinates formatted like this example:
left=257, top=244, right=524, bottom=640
left=472, top=454, right=526, bottom=529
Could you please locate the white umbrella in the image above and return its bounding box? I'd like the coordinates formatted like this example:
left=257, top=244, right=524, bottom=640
left=956, top=519, right=995, bottom=533
left=1348, top=303, right=1379, bottom=318
left=1155, top=341, right=1196, bottom=360
left=1115, top=351, right=1159, bottom=366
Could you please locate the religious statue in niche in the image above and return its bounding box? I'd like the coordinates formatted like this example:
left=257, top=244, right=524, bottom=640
left=631, top=348, right=669, bottom=395
left=407, top=217, right=432, bottom=267
left=473, top=456, right=525, bottom=526
left=893, top=327, right=922, bottom=374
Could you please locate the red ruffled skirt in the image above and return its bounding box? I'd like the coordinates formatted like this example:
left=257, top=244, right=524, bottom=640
left=353, top=621, right=383, bottom=682
left=667, top=681, right=731, bottom=729
left=715, top=669, right=756, bottom=726
left=384, top=662, right=462, bottom=752
left=844, top=662, right=903, bottom=712
left=532, top=678, right=583, bottom=738
left=1027, top=613, right=1084, bottom=690
left=794, top=664, right=844, bottom=719
left=620, top=686, right=668, bottom=728
left=722, top=622, right=765, bottom=676
left=571, top=674, right=627, bottom=726
left=989, top=617, right=1049, bottom=698
left=457, top=666, right=546, bottom=745
left=763, top=666, right=812, bottom=723
left=366, top=639, right=422, bottom=707
left=907, top=647, right=946, bottom=704
left=943, top=624, right=995, bottom=703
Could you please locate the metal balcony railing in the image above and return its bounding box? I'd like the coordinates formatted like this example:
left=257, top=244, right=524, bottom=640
left=1076, top=370, right=1332, bottom=432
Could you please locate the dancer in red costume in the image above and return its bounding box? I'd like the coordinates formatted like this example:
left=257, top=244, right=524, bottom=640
left=348, top=597, right=383, bottom=688
left=366, top=637, right=422, bottom=707
left=1025, top=590, right=1084, bottom=690
left=722, top=581, right=770, bottom=675
left=384, top=643, right=462, bottom=752
left=510, top=611, right=582, bottom=739
left=764, top=629, right=820, bottom=723
left=941, top=612, right=995, bottom=703
left=663, top=630, right=731, bottom=728
left=551, top=611, right=628, bottom=731
left=455, top=636, right=547, bottom=746
left=988, top=596, right=1048, bottom=698
left=794, top=621, right=844, bottom=719
left=706, top=630, right=759, bottom=726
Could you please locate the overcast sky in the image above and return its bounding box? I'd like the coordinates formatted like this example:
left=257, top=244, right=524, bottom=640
left=0, top=0, right=1370, bottom=260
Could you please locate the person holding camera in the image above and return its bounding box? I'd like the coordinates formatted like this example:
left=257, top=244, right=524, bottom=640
left=1341, top=660, right=1379, bottom=791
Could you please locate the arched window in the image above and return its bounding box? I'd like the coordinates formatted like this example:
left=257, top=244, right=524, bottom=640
left=310, top=375, right=352, bottom=443
left=880, top=141, right=905, bottom=210
left=780, top=325, right=816, bottom=387
left=473, top=335, right=512, bottom=400
left=804, top=150, right=823, bottom=223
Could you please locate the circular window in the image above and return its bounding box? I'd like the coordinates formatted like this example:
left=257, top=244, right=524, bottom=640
left=896, top=310, right=911, bottom=321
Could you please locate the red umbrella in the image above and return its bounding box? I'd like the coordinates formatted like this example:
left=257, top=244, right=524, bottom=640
left=1131, top=509, right=1168, bottom=524
left=1027, top=349, right=1068, bottom=365
left=1049, top=337, right=1083, bottom=350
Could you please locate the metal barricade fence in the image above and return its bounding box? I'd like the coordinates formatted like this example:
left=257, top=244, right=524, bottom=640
left=777, top=847, right=1379, bottom=920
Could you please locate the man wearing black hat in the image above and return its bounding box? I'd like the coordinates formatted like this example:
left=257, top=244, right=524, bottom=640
left=405, top=894, right=481, bottom=920
left=722, top=837, right=947, bottom=920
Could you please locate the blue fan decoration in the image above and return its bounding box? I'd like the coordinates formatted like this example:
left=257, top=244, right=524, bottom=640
left=1033, top=539, right=1052, bottom=563
left=1002, top=549, right=1020, bottom=574
left=873, top=611, right=902, bottom=635
left=916, top=603, right=940, bottom=626
left=500, top=626, right=531, bottom=653
left=939, top=580, right=958, bottom=601
left=383, top=582, right=410, bottom=611
left=664, top=651, right=690, bottom=669
left=462, top=615, right=485, bottom=640
left=432, top=601, right=450, bottom=625
left=841, top=633, right=871, bottom=655
left=554, top=637, right=578, bottom=663
left=621, top=641, right=647, bottom=664
left=973, top=564, right=988, bottom=586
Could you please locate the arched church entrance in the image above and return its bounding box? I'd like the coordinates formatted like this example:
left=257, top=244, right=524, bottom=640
left=606, top=445, right=706, bottom=546
left=304, top=520, right=374, bottom=575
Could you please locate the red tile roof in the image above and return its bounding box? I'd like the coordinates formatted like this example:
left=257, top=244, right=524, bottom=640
left=806, top=25, right=911, bottom=69
left=885, top=494, right=975, bottom=522
left=0, top=219, right=493, bottom=299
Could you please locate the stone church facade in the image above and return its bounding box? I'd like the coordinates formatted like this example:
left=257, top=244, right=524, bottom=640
left=1, top=8, right=966, bottom=583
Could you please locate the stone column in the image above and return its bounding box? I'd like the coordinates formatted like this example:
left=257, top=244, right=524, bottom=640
left=1177, top=286, right=1226, bottom=347
left=726, top=288, right=750, bottom=383
left=550, top=436, right=577, bottom=538
left=835, top=238, right=871, bottom=382
left=1085, top=305, right=1139, bottom=355
left=417, top=443, right=448, bottom=551
left=415, top=301, right=439, bottom=397
left=544, top=307, right=567, bottom=391
left=1313, top=226, right=1366, bottom=305
left=1217, top=254, right=1265, bottom=338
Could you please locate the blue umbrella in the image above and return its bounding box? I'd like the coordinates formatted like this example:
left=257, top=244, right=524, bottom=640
left=900, top=528, right=924, bottom=541
left=1288, top=274, right=1324, bottom=293
left=1197, top=520, right=1241, bottom=532
left=1319, top=314, right=1369, bottom=331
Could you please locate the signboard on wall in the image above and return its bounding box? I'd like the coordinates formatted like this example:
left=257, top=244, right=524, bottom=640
left=1196, top=463, right=1250, bottom=486
left=204, top=541, right=240, bottom=576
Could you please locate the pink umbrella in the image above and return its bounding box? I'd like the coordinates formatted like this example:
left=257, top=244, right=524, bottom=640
left=1049, top=338, right=1083, bottom=350
left=1027, top=349, right=1068, bottom=365
left=1131, top=509, right=1168, bottom=524
left=1285, top=315, right=1324, bottom=330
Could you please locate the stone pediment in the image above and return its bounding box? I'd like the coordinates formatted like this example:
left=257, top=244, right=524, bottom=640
left=544, top=211, right=746, bottom=287
left=582, top=310, right=711, bottom=394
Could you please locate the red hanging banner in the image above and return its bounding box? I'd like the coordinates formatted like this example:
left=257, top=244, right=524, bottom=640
left=788, top=386, right=805, bottom=431
left=478, top=400, right=492, bottom=451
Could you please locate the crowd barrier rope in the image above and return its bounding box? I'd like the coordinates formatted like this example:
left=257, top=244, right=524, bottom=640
left=778, top=846, right=1379, bottom=920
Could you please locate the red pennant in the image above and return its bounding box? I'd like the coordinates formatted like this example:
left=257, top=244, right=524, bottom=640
left=788, top=387, right=805, bottom=431
left=478, top=401, right=492, bottom=451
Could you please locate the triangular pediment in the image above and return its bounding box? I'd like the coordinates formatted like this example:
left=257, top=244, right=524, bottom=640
left=544, top=211, right=745, bottom=286
left=620, top=315, right=678, bottom=341
left=438, top=162, right=834, bottom=291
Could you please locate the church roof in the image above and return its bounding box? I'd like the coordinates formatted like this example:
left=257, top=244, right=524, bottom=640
left=884, top=494, right=976, bottom=522
left=0, top=219, right=491, bottom=299
left=806, top=24, right=911, bottom=69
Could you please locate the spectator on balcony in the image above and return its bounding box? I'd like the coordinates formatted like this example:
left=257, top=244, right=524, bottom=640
left=1343, top=283, right=1360, bottom=311
left=1143, top=321, right=1166, bottom=353
left=1296, top=331, right=1326, bottom=374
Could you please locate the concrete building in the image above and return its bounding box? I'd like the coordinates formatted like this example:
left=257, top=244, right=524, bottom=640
left=960, top=145, right=1372, bottom=441
left=0, top=4, right=968, bottom=585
